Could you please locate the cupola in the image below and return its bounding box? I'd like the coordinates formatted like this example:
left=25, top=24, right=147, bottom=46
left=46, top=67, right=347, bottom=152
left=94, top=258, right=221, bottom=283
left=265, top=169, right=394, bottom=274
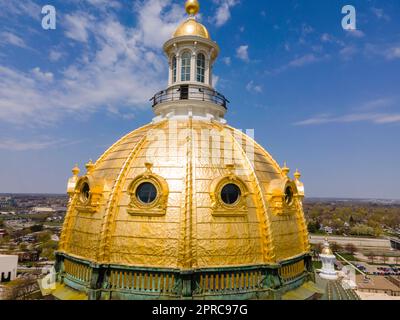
left=151, top=0, right=227, bottom=123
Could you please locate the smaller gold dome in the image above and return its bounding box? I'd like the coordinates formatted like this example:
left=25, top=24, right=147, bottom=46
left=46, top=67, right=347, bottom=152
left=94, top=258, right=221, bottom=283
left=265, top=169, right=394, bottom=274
left=294, top=169, right=301, bottom=180
left=322, top=246, right=333, bottom=255
left=173, top=18, right=210, bottom=39
left=321, top=238, right=334, bottom=255
left=185, top=0, right=200, bottom=16
left=72, top=164, right=80, bottom=176
left=282, top=162, right=290, bottom=177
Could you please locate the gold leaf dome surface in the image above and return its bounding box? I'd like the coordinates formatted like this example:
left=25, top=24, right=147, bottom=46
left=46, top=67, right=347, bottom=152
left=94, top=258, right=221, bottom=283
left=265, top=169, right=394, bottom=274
left=59, top=120, right=310, bottom=269
left=173, top=18, right=210, bottom=40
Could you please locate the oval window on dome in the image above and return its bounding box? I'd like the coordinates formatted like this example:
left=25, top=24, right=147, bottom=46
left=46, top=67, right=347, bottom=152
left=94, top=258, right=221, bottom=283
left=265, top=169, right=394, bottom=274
left=80, top=182, right=90, bottom=204
left=284, top=186, right=294, bottom=205
left=221, top=183, right=241, bottom=205
left=136, top=182, right=158, bottom=205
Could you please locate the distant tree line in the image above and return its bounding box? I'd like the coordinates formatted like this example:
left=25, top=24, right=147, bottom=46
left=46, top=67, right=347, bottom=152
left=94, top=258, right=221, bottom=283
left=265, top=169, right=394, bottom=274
left=304, top=201, right=400, bottom=237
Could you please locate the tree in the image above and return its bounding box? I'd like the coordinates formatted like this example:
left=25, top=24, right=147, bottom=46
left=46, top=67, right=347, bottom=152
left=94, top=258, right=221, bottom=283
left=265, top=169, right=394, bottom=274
left=0, top=218, right=4, bottom=227
left=36, top=231, right=51, bottom=243
left=330, top=242, right=343, bottom=253
left=350, top=224, right=375, bottom=237
left=311, top=243, right=322, bottom=257
left=30, top=224, right=43, bottom=233
left=307, top=221, right=318, bottom=234
left=345, top=243, right=357, bottom=255
left=39, top=240, right=58, bottom=261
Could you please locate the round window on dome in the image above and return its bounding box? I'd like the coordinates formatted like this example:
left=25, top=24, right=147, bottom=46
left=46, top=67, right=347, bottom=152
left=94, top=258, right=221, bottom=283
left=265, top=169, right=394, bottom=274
left=80, top=182, right=90, bottom=204
left=284, top=186, right=294, bottom=205
left=221, top=184, right=241, bottom=206
left=136, top=182, right=158, bottom=205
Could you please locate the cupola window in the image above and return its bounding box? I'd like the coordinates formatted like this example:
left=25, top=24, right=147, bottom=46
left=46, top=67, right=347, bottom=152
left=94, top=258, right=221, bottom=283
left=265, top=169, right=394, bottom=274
left=284, top=186, right=294, bottom=205
left=181, top=52, right=191, bottom=81
left=221, top=183, right=241, bottom=205
left=196, top=53, right=205, bottom=83
left=172, top=56, right=177, bottom=83
left=136, top=182, right=158, bottom=205
left=80, top=182, right=90, bottom=204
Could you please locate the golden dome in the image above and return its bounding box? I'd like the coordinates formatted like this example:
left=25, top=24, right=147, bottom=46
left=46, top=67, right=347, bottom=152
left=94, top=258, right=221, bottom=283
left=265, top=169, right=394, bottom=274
left=173, top=18, right=210, bottom=39
left=59, top=120, right=310, bottom=268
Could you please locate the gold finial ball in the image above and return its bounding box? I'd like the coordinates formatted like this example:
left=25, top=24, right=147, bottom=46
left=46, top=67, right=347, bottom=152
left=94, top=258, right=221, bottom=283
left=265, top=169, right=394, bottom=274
left=282, top=162, right=290, bottom=177
left=294, top=169, right=301, bottom=180
left=185, top=0, right=200, bottom=16
left=86, top=159, right=95, bottom=173
left=72, top=164, right=80, bottom=176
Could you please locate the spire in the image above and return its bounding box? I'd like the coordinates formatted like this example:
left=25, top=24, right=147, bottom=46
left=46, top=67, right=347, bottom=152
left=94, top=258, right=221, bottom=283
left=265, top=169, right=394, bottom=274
left=86, top=159, right=95, bottom=174
left=72, top=164, right=80, bottom=177
left=185, top=0, right=200, bottom=17
left=322, top=238, right=333, bottom=255
left=294, top=169, right=301, bottom=180
left=282, top=162, right=290, bottom=177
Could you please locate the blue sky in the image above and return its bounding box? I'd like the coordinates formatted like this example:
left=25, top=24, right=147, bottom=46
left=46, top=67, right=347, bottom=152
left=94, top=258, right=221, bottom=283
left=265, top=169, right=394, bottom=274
left=0, top=0, right=399, bottom=199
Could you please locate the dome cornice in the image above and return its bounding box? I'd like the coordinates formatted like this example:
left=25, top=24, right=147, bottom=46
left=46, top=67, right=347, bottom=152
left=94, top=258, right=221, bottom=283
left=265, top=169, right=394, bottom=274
left=163, top=36, right=220, bottom=59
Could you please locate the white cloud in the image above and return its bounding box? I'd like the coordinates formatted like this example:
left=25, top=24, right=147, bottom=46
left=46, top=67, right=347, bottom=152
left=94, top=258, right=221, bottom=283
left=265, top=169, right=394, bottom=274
left=134, top=0, right=184, bottom=48
left=0, top=31, right=28, bottom=48
left=0, top=0, right=41, bottom=21
left=287, top=54, right=319, bottom=67
left=85, top=0, right=122, bottom=10
left=339, top=46, right=358, bottom=60
left=321, top=33, right=332, bottom=43
left=346, top=29, right=365, bottom=38
left=371, top=8, right=390, bottom=21
left=268, top=54, right=328, bottom=75
left=0, top=0, right=185, bottom=126
left=222, top=57, right=231, bottom=66
left=49, top=49, right=64, bottom=62
left=365, top=43, right=400, bottom=61
left=295, top=113, right=400, bottom=126
left=301, top=24, right=314, bottom=36
left=246, top=81, right=262, bottom=93
left=0, top=138, right=64, bottom=151
left=212, top=75, right=220, bottom=88
left=64, top=13, right=94, bottom=43
left=295, top=97, right=400, bottom=126
left=358, top=98, right=395, bottom=111
left=31, top=67, right=54, bottom=82
left=385, top=47, right=400, bottom=60
left=236, top=45, right=249, bottom=62
left=213, top=0, right=239, bottom=27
